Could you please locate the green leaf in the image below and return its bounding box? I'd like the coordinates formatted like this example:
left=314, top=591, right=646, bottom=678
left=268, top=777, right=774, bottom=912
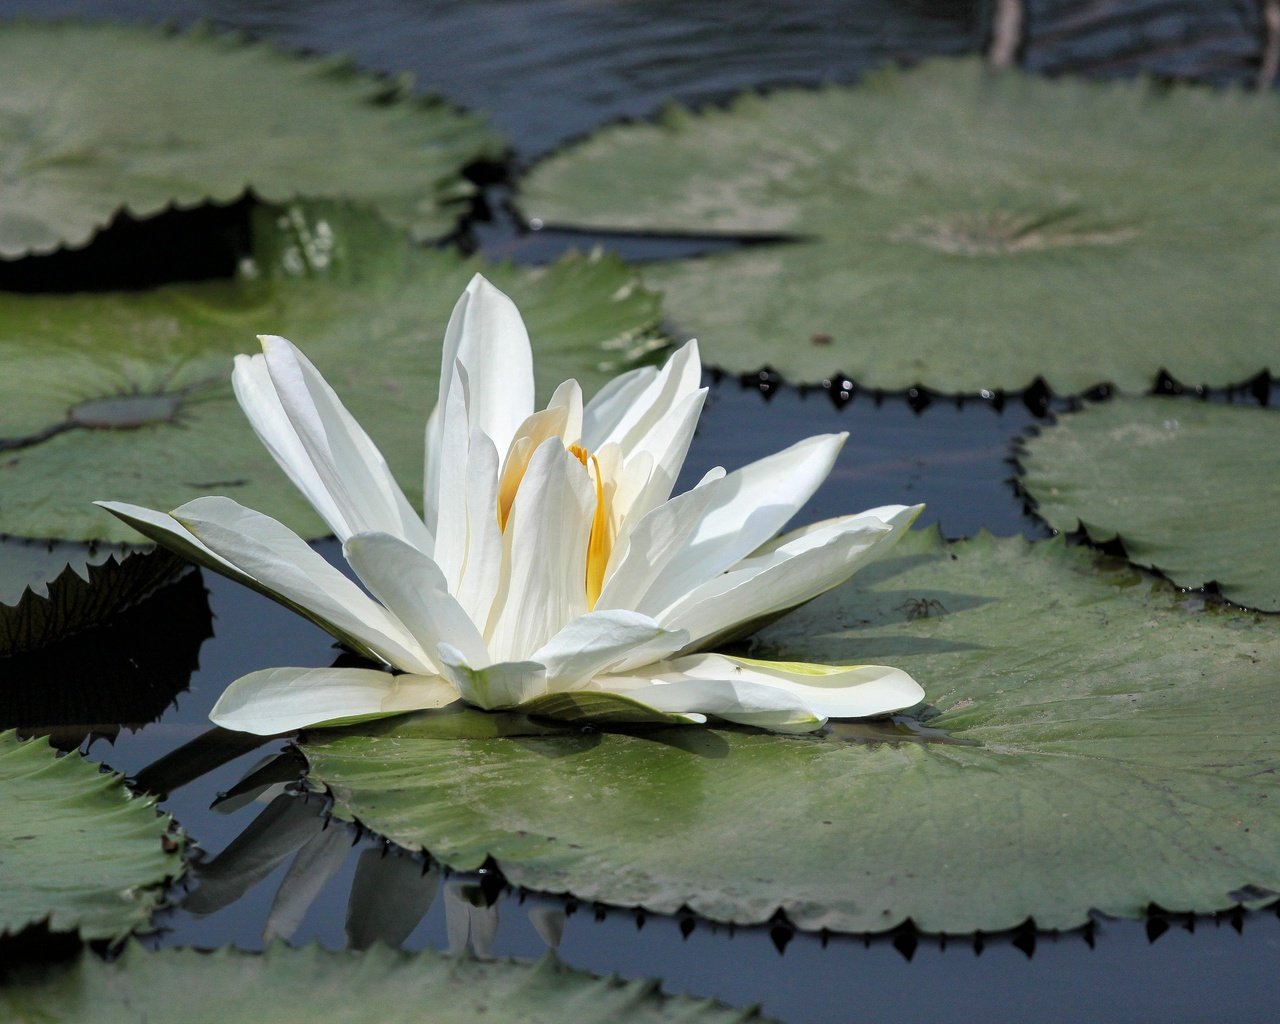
left=0, top=944, right=769, bottom=1024
left=0, top=202, right=665, bottom=542
left=302, top=530, right=1280, bottom=934
left=0, top=732, right=184, bottom=940
left=0, top=21, right=502, bottom=256
left=519, top=60, right=1280, bottom=393
left=1018, top=396, right=1280, bottom=611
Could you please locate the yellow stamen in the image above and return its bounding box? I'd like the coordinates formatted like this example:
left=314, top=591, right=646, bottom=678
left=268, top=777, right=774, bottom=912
left=568, top=444, right=590, bottom=467
left=585, top=453, right=613, bottom=609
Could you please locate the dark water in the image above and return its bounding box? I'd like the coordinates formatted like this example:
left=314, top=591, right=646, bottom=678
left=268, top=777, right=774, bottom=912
left=2, top=1, right=1278, bottom=1021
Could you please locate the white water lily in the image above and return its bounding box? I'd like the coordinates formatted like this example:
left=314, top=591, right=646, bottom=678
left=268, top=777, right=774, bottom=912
left=99, top=276, right=924, bottom=735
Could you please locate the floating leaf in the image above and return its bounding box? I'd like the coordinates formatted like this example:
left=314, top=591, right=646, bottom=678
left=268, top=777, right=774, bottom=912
left=0, top=21, right=502, bottom=257
left=1017, top=396, right=1280, bottom=611
left=0, top=550, right=212, bottom=744
left=0, top=732, right=184, bottom=940
left=0, top=202, right=664, bottom=542
left=519, top=60, right=1280, bottom=393
left=0, top=944, right=768, bottom=1023
left=302, top=530, right=1280, bottom=934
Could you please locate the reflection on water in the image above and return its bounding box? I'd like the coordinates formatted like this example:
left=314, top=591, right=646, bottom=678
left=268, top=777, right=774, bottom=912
left=142, top=770, right=1280, bottom=1024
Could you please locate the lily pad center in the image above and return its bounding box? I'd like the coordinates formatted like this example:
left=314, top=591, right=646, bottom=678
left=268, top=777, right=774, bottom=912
left=69, top=393, right=183, bottom=430
left=890, top=208, right=1138, bottom=256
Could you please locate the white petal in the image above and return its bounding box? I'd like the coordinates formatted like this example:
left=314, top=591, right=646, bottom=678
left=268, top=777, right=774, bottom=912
left=437, top=644, right=547, bottom=709
left=588, top=339, right=702, bottom=458
left=426, top=276, right=535, bottom=529
left=664, top=654, right=924, bottom=718
left=581, top=365, right=658, bottom=449
left=599, top=674, right=824, bottom=734
left=613, top=387, right=707, bottom=526
left=96, top=500, right=256, bottom=587
left=661, top=505, right=924, bottom=650
left=209, top=667, right=459, bottom=735
left=531, top=609, right=688, bottom=691
left=429, top=361, right=473, bottom=592
left=485, top=439, right=594, bottom=660
left=455, top=428, right=504, bottom=627
left=595, top=480, right=720, bottom=611
left=633, top=433, right=848, bottom=618
left=343, top=532, right=489, bottom=672
left=232, top=354, right=348, bottom=540
left=257, top=335, right=432, bottom=551
left=171, top=495, right=434, bottom=674
left=546, top=378, right=584, bottom=447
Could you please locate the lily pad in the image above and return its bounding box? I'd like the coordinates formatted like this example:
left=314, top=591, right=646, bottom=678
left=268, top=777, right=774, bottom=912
left=0, top=731, right=184, bottom=940
left=302, top=530, right=1280, bottom=934
left=0, top=21, right=502, bottom=257
left=519, top=59, right=1280, bottom=393
left=1017, top=396, right=1280, bottom=611
left=0, top=202, right=664, bottom=542
left=0, top=944, right=768, bottom=1023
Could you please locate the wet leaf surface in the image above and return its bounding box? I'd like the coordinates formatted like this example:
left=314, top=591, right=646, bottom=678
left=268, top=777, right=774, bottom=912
left=1018, top=396, right=1280, bottom=611
left=520, top=60, right=1280, bottom=393
left=0, top=21, right=502, bottom=257
left=0, top=202, right=664, bottom=542
left=0, top=732, right=184, bottom=941
left=302, top=530, right=1280, bottom=934
left=0, top=943, right=770, bottom=1023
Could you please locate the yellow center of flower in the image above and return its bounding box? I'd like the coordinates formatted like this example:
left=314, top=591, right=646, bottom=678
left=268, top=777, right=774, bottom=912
left=497, top=438, right=614, bottom=609
left=569, top=445, right=614, bottom=609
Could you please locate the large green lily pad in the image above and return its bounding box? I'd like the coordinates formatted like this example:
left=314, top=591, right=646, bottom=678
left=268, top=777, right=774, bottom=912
left=302, top=530, right=1280, bottom=934
left=0, top=21, right=502, bottom=257
left=0, top=202, right=664, bottom=542
left=0, top=944, right=767, bottom=1023
left=519, top=59, right=1280, bottom=393
left=1018, top=397, right=1280, bottom=611
left=0, top=731, right=184, bottom=940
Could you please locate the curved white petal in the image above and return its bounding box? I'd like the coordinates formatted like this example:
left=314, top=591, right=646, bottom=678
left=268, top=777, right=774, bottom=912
left=171, top=496, right=434, bottom=674
left=598, top=674, right=825, bottom=734
left=430, top=361, right=473, bottom=591
left=425, top=275, right=535, bottom=533
left=437, top=644, right=547, bottom=709
left=547, top=378, right=584, bottom=447
left=595, top=480, right=719, bottom=611
left=455, top=428, right=503, bottom=626
left=231, top=354, right=348, bottom=540
left=96, top=500, right=256, bottom=587
left=255, top=336, right=432, bottom=551
left=589, top=340, right=702, bottom=459
left=485, top=439, right=594, bottom=661
left=632, top=433, right=848, bottom=618
left=664, top=654, right=924, bottom=718
left=531, top=609, right=687, bottom=691
left=209, top=667, right=459, bottom=735
left=581, top=365, right=658, bottom=450
left=343, top=532, right=489, bottom=672
left=614, top=387, right=707, bottom=526
left=661, top=505, right=924, bottom=650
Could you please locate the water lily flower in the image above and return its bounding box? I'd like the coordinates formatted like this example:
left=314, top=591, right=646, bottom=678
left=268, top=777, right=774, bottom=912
left=99, top=276, right=924, bottom=735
